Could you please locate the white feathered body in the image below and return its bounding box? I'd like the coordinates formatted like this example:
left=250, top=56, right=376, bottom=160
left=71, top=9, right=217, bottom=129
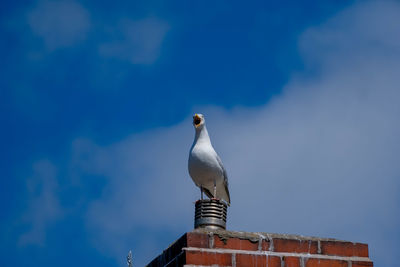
left=188, top=125, right=230, bottom=204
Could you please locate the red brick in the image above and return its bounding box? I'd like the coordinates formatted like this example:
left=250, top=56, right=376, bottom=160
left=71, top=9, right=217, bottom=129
left=236, top=254, right=267, bottom=267
left=352, top=261, right=373, bottom=267
left=274, top=238, right=318, bottom=254
left=187, top=232, right=209, bottom=248
left=321, top=241, right=369, bottom=257
left=266, top=255, right=282, bottom=267
left=236, top=254, right=280, bottom=267
left=214, top=236, right=260, bottom=251
left=186, top=250, right=232, bottom=266
left=305, top=258, right=347, bottom=267
left=260, top=239, right=270, bottom=251
left=283, top=256, right=301, bottom=267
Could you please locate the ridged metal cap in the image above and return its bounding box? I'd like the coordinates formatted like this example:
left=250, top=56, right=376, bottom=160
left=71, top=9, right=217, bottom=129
left=194, top=199, right=227, bottom=230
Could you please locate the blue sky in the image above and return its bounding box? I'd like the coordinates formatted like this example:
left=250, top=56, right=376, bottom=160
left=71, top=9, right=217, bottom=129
left=1, top=0, right=400, bottom=266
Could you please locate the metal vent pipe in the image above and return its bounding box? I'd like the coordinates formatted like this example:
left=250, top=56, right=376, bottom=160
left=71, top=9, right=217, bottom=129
left=194, top=199, right=227, bottom=230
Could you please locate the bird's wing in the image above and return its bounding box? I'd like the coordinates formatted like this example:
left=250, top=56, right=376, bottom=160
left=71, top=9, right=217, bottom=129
left=216, top=154, right=231, bottom=205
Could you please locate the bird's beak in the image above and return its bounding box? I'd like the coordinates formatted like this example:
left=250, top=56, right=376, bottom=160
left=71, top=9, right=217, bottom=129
left=193, top=114, right=201, bottom=128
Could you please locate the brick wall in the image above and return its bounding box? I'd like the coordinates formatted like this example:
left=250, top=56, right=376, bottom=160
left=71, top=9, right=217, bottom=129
left=146, top=229, right=373, bottom=267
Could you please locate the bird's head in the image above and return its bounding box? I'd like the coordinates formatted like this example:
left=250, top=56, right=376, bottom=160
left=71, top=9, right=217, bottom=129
left=193, top=113, right=205, bottom=129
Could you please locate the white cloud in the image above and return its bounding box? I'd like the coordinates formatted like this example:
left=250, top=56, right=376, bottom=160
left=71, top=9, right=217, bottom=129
left=18, top=160, right=63, bottom=246
left=98, top=17, right=170, bottom=64
left=67, top=1, right=400, bottom=265
left=27, top=0, right=91, bottom=50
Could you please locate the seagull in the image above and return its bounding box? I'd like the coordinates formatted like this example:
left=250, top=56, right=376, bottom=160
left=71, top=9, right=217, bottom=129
left=188, top=114, right=230, bottom=205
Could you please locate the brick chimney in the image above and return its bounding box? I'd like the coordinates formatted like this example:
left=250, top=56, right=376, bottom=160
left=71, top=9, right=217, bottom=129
left=146, top=229, right=373, bottom=267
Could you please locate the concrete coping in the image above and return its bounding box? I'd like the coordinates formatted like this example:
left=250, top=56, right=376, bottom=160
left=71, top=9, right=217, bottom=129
left=193, top=228, right=357, bottom=244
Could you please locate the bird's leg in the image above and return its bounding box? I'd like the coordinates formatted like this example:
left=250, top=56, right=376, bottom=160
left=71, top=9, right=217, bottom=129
left=200, top=186, right=203, bottom=201
left=213, top=179, right=217, bottom=199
